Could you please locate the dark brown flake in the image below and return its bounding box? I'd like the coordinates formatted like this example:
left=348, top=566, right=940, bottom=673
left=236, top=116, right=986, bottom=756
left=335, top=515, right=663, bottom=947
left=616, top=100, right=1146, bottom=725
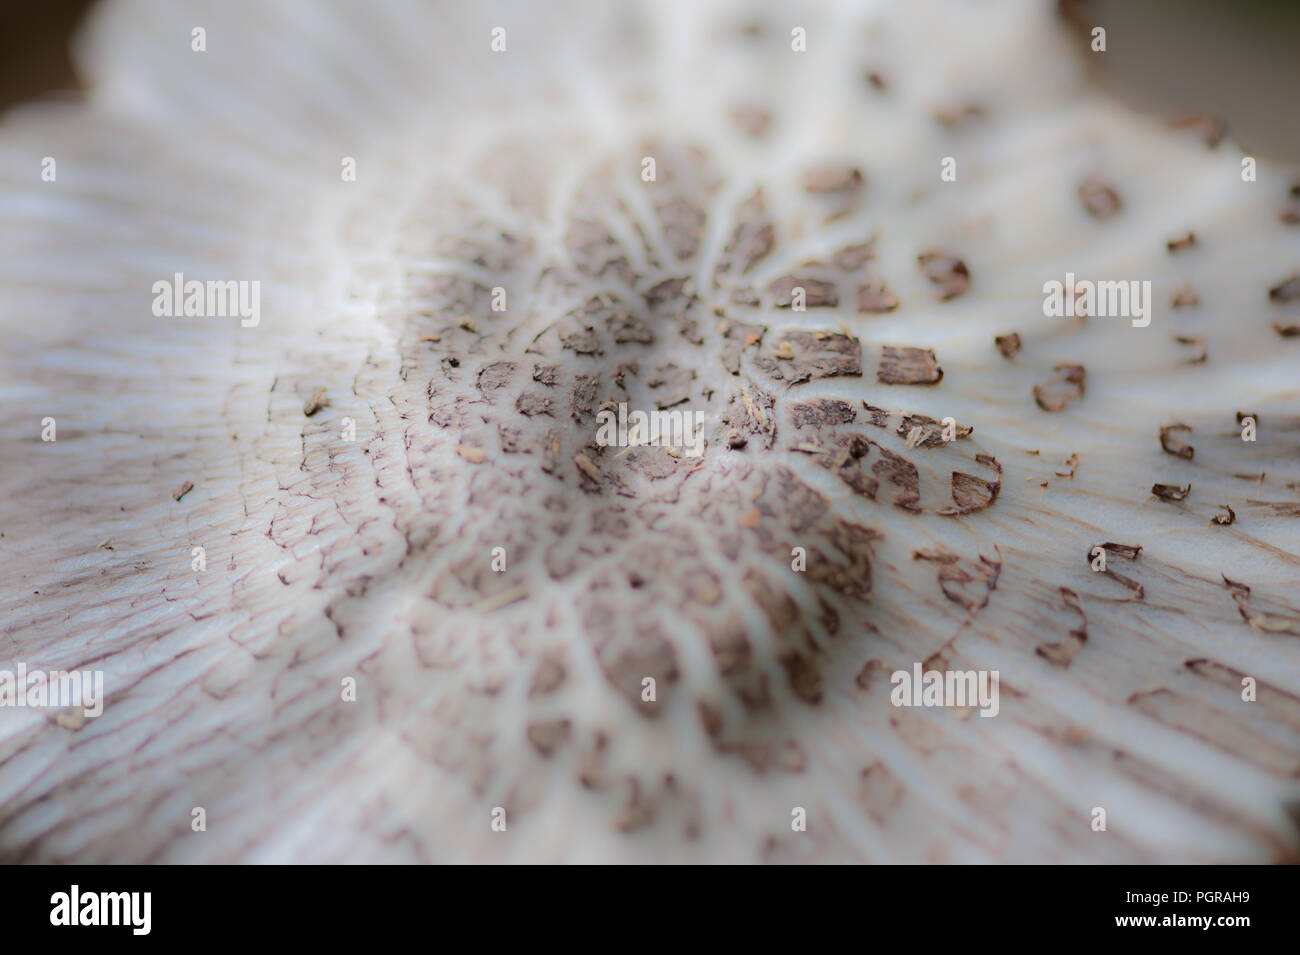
left=1167, top=112, right=1226, bottom=148
left=527, top=719, right=572, bottom=756
left=856, top=279, right=899, bottom=313
left=565, top=218, right=633, bottom=284
left=790, top=398, right=857, bottom=428
left=855, top=659, right=888, bottom=690
left=1151, top=483, right=1191, bottom=502
left=476, top=361, right=517, bottom=394
left=897, top=413, right=970, bottom=449
left=1269, top=274, right=1300, bottom=303
left=994, top=332, right=1021, bottom=360
left=819, top=434, right=879, bottom=499
left=917, top=251, right=970, bottom=300
left=940, top=468, right=1000, bottom=515
left=833, top=241, right=876, bottom=270
left=611, top=361, right=638, bottom=390
left=656, top=196, right=707, bottom=261
left=531, top=363, right=560, bottom=386
left=643, top=276, right=692, bottom=310
left=515, top=392, right=554, bottom=417
left=1088, top=543, right=1144, bottom=600
left=871, top=444, right=921, bottom=511
left=724, top=381, right=777, bottom=449
left=1221, top=574, right=1300, bottom=635
left=1099, top=542, right=1143, bottom=561
left=1174, top=335, right=1207, bottom=364
left=933, top=103, right=985, bottom=128
left=779, top=651, right=823, bottom=704
left=1211, top=504, right=1236, bottom=526
left=718, top=189, right=775, bottom=275
left=912, top=549, right=1002, bottom=611
left=861, top=402, right=889, bottom=428
left=877, top=346, right=942, bottom=385
left=766, top=275, right=839, bottom=308
left=1036, top=587, right=1088, bottom=667
left=1283, top=183, right=1300, bottom=225
left=570, top=374, right=598, bottom=419
left=1159, top=422, right=1194, bottom=459
left=755, top=331, right=862, bottom=383
left=560, top=325, right=602, bottom=355
left=607, top=310, right=654, bottom=345
left=1078, top=178, right=1121, bottom=219
left=1033, top=363, right=1086, bottom=412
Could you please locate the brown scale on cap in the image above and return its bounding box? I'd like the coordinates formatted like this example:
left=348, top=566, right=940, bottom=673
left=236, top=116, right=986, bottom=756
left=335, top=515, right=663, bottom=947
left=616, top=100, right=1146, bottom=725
left=1078, top=177, right=1122, bottom=219
left=917, top=251, right=971, bottom=300
left=898, top=412, right=971, bottom=449
left=877, top=346, right=943, bottom=385
left=1036, top=588, right=1088, bottom=667
left=1269, top=274, right=1300, bottom=303
left=1086, top=543, right=1145, bottom=600
left=1152, top=483, right=1191, bottom=502
left=1223, top=576, right=1300, bottom=636
left=1211, top=504, right=1236, bottom=527
left=765, top=275, right=839, bottom=308
left=1033, top=363, right=1086, bottom=412
left=1160, top=423, right=1195, bottom=459
left=857, top=279, right=900, bottom=313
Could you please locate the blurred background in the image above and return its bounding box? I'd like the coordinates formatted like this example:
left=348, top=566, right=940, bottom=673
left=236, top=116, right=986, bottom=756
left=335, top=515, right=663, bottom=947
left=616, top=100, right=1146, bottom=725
left=1062, top=0, right=1300, bottom=162
left=0, top=0, right=94, bottom=112
left=6, top=0, right=1296, bottom=159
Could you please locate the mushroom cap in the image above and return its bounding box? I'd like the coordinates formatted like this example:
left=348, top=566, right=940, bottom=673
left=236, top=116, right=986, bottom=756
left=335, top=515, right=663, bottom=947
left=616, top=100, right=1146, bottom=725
left=1, top=0, right=1298, bottom=862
